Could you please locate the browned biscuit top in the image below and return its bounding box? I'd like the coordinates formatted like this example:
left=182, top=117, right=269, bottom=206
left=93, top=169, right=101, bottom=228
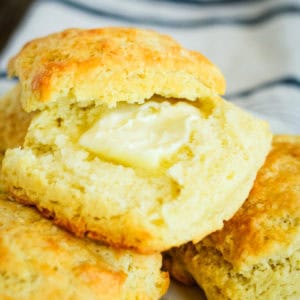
left=8, top=27, right=225, bottom=111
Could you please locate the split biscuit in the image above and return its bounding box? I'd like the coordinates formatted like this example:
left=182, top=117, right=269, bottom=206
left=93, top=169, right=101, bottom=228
left=166, top=135, right=300, bottom=300
left=2, top=27, right=272, bottom=253
left=0, top=193, right=169, bottom=300
left=8, top=27, right=225, bottom=112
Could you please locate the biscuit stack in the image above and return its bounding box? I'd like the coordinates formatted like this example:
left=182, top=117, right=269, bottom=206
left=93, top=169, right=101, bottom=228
left=0, top=27, right=297, bottom=299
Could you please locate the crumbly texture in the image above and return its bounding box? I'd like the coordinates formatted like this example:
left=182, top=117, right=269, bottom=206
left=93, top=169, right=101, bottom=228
left=167, top=135, right=300, bottom=300
left=8, top=27, right=225, bottom=112
left=0, top=84, right=33, bottom=153
left=0, top=85, right=33, bottom=192
left=2, top=94, right=272, bottom=253
left=0, top=193, right=169, bottom=300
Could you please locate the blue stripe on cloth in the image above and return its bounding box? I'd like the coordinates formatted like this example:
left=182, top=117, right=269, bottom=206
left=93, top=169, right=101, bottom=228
left=48, top=0, right=300, bottom=28
left=226, top=76, right=300, bottom=99
left=0, top=71, right=7, bottom=79
left=0, top=72, right=18, bottom=82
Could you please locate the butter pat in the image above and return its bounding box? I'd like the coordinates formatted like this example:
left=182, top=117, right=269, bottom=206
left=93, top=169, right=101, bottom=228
left=79, top=101, right=200, bottom=170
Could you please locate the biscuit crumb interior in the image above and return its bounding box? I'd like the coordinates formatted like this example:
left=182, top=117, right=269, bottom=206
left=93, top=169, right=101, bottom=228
left=2, top=94, right=272, bottom=252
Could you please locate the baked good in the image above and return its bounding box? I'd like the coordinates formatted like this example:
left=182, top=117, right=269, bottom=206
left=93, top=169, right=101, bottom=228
left=0, top=85, right=33, bottom=191
left=0, top=193, right=169, bottom=299
left=8, top=28, right=225, bottom=112
left=0, top=84, right=33, bottom=153
left=2, top=27, right=272, bottom=253
left=166, top=135, right=300, bottom=300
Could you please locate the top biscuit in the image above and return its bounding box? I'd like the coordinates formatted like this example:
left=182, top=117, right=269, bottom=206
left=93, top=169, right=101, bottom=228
left=8, top=27, right=225, bottom=112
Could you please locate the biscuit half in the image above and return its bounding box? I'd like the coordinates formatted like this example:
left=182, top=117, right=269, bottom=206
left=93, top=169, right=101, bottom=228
left=166, top=135, right=300, bottom=300
left=8, top=27, right=225, bottom=112
left=2, top=28, right=272, bottom=253
left=0, top=193, right=169, bottom=300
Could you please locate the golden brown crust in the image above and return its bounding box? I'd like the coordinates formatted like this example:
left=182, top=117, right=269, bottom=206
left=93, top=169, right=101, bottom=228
left=7, top=190, right=153, bottom=254
left=8, top=27, right=225, bottom=111
left=203, top=135, right=300, bottom=266
left=163, top=253, right=195, bottom=286
left=0, top=193, right=169, bottom=299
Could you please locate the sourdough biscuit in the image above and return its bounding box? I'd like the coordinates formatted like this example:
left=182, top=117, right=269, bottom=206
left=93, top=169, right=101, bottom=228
left=8, top=27, right=225, bottom=112
left=167, top=135, right=300, bottom=300
left=2, top=27, right=272, bottom=253
left=0, top=193, right=169, bottom=300
left=0, top=84, right=33, bottom=153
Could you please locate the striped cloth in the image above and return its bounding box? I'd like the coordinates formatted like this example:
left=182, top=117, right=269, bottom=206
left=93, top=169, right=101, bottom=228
left=0, top=0, right=299, bottom=136
left=0, top=1, right=299, bottom=299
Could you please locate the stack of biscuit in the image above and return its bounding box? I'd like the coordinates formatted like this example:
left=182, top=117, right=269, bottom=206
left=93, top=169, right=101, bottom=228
left=0, top=27, right=297, bottom=299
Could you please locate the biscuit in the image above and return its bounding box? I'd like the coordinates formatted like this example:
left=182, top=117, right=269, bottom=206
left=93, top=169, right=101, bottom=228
left=0, top=193, right=169, bottom=299
left=0, top=84, right=33, bottom=153
left=2, top=27, right=272, bottom=253
left=166, top=135, right=300, bottom=300
left=0, top=85, right=33, bottom=191
left=8, top=27, right=225, bottom=112
left=0, top=84, right=168, bottom=300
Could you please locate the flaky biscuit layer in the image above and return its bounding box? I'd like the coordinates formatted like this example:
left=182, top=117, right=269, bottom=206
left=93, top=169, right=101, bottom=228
left=0, top=193, right=169, bottom=300
left=167, top=135, right=300, bottom=300
left=8, top=27, right=225, bottom=111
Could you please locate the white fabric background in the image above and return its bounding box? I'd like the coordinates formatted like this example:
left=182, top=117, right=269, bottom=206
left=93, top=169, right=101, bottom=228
left=0, top=0, right=299, bottom=134
left=0, top=1, right=299, bottom=298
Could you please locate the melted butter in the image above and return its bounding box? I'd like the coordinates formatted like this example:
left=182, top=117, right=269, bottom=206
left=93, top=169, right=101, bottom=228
left=79, top=100, right=200, bottom=170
